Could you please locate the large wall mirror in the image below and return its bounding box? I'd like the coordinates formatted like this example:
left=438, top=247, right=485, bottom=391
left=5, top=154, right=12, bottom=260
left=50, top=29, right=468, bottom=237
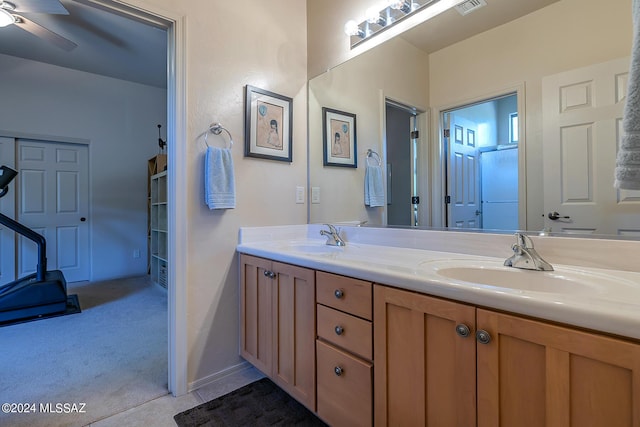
left=308, top=0, right=638, bottom=238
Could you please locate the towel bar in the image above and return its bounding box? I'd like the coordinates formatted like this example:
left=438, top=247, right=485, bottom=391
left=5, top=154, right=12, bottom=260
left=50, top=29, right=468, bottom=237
left=366, top=149, right=381, bottom=166
left=204, top=123, right=234, bottom=149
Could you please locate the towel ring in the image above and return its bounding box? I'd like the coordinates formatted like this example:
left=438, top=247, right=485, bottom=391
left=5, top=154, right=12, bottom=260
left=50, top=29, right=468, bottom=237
left=204, top=122, right=234, bottom=149
left=366, top=149, right=381, bottom=166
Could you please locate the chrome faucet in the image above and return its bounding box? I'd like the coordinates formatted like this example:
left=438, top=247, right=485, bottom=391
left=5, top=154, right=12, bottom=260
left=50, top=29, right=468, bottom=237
left=320, top=224, right=346, bottom=246
left=504, top=232, right=553, bottom=271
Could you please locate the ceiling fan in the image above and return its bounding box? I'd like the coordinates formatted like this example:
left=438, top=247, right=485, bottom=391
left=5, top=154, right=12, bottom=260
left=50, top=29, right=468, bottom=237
left=0, top=0, right=77, bottom=51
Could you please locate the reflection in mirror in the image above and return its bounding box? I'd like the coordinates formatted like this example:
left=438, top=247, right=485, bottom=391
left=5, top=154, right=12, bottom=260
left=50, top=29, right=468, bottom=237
left=443, top=93, right=519, bottom=231
left=308, top=0, right=636, bottom=238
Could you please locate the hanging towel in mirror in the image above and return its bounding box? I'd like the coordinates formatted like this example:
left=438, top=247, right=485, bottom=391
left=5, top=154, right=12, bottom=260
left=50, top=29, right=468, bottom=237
left=364, top=163, right=385, bottom=207
left=615, top=0, right=640, bottom=189
left=205, top=146, right=236, bottom=209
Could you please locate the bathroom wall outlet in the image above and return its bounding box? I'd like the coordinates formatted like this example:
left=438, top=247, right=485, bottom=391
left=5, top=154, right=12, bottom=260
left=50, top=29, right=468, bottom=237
left=295, top=186, right=305, bottom=204
left=311, top=187, right=320, bottom=204
left=133, top=249, right=141, bottom=259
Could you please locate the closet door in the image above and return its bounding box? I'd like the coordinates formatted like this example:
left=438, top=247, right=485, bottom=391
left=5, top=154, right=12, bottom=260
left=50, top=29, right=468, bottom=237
left=17, top=139, right=89, bottom=282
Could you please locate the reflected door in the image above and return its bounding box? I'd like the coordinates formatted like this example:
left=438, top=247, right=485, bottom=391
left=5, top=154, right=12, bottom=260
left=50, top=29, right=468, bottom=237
left=17, top=140, right=89, bottom=282
left=386, top=103, right=416, bottom=226
left=542, top=57, right=640, bottom=236
left=447, top=114, right=480, bottom=228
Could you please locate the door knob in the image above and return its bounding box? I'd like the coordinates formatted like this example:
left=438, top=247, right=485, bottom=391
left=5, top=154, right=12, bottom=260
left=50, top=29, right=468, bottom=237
left=548, top=211, right=570, bottom=221
left=80, top=217, right=86, bottom=222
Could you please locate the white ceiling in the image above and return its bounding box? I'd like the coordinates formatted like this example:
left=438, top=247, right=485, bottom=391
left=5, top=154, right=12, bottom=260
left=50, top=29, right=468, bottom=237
left=401, top=0, right=560, bottom=53
left=0, top=0, right=167, bottom=88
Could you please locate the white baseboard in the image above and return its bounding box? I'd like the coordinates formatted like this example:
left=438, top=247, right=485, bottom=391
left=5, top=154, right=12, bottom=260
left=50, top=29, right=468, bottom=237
left=187, top=361, right=254, bottom=393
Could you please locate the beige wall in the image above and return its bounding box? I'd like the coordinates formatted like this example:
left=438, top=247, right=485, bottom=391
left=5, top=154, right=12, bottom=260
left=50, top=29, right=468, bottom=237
left=430, top=0, right=631, bottom=230
left=309, top=37, right=429, bottom=224
left=122, top=0, right=308, bottom=388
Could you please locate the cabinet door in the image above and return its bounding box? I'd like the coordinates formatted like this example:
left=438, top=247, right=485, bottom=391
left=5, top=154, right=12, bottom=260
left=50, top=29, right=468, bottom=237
left=477, top=309, right=640, bottom=427
left=374, top=285, right=476, bottom=427
left=272, top=261, right=316, bottom=411
left=239, top=254, right=273, bottom=375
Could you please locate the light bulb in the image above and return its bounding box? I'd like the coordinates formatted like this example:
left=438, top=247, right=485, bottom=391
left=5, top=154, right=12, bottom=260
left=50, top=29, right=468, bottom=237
left=390, top=0, right=412, bottom=13
left=365, top=7, right=381, bottom=24
left=0, top=8, right=14, bottom=27
left=344, top=20, right=362, bottom=37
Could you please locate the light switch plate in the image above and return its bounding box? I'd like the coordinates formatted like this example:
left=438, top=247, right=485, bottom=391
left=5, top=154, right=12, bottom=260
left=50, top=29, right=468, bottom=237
left=311, top=187, right=320, bottom=204
left=296, top=186, right=305, bottom=204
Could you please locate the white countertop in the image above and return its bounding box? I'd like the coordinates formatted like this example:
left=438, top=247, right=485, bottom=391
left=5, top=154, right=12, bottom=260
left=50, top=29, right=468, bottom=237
left=237, top=225, right=640, bottom=341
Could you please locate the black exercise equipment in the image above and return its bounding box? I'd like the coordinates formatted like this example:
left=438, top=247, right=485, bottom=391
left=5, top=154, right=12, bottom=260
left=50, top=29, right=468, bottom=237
left=0, top=165, right=69, bottom=323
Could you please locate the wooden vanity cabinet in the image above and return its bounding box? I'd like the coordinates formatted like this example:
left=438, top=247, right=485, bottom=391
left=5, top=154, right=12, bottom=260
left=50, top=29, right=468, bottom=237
left=477, top=308, right=640, bottom=427
left=239, top=254, right=316, bottom=410
left=373, top=284, right=477, bottom=426
left=375, top=284, right=640, bottom=426
left=316, top=271, right=374, bottom=427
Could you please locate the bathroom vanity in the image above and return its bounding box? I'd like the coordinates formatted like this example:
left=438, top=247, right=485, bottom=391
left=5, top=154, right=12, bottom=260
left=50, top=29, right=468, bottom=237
left=238, top=225, right=640, bottom=426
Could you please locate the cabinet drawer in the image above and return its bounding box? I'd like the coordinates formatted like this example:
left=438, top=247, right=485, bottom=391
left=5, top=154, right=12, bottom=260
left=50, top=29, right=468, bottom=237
left=316, top=271, right=372, bottom=320
left=317, top=304, right=372, bottom=360
left=316, top=340, right=372, bottom=427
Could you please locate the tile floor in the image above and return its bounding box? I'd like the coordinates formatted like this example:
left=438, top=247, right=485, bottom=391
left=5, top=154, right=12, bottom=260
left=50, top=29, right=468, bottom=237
left=91, top=365, right=265, bottom=427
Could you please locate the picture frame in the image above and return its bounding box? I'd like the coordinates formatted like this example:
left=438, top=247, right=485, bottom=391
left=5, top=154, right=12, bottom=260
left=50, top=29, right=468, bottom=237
left=322, top=107, right=357, bottom=168
left=244, top=85, right=293, bottom=162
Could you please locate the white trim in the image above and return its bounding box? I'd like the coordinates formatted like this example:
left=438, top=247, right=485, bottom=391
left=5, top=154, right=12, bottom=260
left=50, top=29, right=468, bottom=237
left=187, top=361, right=255, bottom=392
left=167, top=12, right=189, bottom=398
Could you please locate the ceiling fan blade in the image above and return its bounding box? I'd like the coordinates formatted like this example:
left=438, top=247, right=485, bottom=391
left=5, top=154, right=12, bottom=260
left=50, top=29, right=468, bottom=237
left=14, top=15, right=77, bottom=51
left=9, top=0, right=69, bottom=15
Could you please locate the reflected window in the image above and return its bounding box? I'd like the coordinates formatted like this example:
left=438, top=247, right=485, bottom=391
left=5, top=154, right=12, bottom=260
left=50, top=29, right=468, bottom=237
left=509, top=112, right=518, bottom=143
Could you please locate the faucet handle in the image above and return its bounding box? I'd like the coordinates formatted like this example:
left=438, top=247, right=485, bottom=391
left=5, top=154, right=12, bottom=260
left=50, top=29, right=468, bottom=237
left=515, top=232, right=534, bottom=249
left=324, top=223, right=339, bottom=234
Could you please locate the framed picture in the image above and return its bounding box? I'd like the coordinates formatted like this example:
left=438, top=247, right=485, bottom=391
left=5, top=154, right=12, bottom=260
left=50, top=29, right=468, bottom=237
left=322, top=107, right=357, bottom=168
left=244, top=85, right=293, bottom=162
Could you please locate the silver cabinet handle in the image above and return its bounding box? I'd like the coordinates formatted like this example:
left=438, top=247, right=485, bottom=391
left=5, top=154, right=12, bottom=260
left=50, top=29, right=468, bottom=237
left=455, top=324, right=471, bottom=338
left=334, top=289, right=344, bottom=299
left=263, top=270, right=276, bottom=279
left=334, top=366, right=344, bottom=376
left=476, top=330, right=492, bottom=345
left=334, top=325, right=344, bottom=335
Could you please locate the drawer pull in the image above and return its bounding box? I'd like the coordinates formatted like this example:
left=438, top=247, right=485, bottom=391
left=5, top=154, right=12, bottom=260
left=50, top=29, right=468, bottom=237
left=455, top=324, right=471, bottom=338
left=334, top=289, right=344, bottom=299
left=476, top=330, right=492, bottom=345
left=334, top=325, right=344, bottom=335
left=334, top=366, right=344, bottom=376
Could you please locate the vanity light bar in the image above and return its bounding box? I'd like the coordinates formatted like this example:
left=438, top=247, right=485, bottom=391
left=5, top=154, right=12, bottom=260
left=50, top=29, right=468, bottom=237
left=345, top=0, right=439, bottom=49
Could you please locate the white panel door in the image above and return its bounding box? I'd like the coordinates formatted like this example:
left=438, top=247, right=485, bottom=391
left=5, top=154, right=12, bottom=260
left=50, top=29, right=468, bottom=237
left=543, top=57, right=640, bottom=235
left=0, top=137, right=16, bottom=286
left=17, top=140, right=89, bottom=282
left=448, top=115, right=480, bottom=228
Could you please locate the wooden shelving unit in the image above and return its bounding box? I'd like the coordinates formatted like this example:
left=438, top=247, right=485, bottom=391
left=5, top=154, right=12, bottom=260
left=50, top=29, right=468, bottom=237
left=149, top=171, right=167, bottom=288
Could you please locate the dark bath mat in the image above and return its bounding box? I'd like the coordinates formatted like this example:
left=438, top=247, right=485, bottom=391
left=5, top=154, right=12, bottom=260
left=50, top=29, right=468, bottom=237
left=174, top=377, right=328, bottom=427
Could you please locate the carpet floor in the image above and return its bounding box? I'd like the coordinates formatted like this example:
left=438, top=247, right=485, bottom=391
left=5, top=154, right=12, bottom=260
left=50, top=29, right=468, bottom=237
left=0, top=276, right=168, bottom=427
left=174, top=378, right=327, bottom=427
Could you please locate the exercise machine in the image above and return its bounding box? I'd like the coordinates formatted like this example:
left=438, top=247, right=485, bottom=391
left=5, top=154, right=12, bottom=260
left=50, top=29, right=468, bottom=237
left=0, top=165, right=69, bottom=323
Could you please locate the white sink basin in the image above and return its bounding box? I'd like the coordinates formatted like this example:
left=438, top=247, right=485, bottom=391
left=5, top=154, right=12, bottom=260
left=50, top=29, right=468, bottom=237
left=421, top=260, right=623, bottom=294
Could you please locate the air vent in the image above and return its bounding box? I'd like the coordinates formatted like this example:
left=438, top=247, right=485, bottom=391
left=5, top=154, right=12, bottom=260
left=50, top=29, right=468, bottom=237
left=455, top=0, right=487, bottom=16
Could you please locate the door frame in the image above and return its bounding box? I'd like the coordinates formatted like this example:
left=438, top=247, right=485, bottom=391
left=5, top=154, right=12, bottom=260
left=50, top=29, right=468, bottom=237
left=432, top=83, right=527, bottom=230
left=381, top=93, right=429, bottom=228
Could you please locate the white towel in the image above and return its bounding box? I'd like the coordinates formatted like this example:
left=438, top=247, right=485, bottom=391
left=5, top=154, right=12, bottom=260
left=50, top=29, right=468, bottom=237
left=205, top=146, right=236, bottom=209
left=615, top=0, right=640, bottom=189
left=364, top=163, right=385, bottom=207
